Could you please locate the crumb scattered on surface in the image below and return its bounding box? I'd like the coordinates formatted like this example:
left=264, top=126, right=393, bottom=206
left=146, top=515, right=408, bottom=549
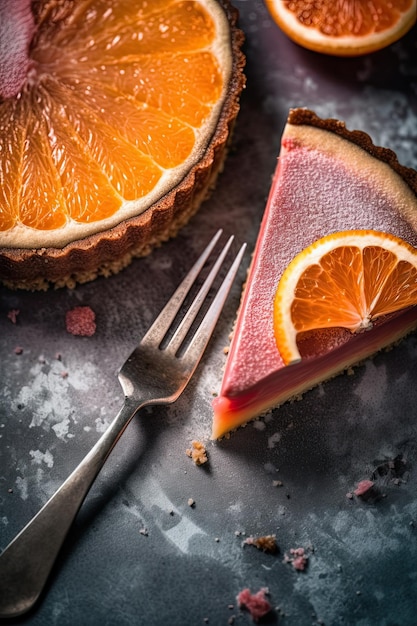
left=272, top=480, right=283, bottom=487
left=237, top=587, right=272, bottom=622
left=243, top=534, right=278, bottom=553
left=7, top=309, right=19, bottom=323
left=188, top=498, right=195, bottom=507
left=186, top=440, right=208, bottom=465
left=139, top=527, right=148, bottom=536
left=284, top=547, right=309, bottom=571
left=14, top=346, right=23, bottom=354
left=354, top=480, right=375, bottom=497
left=372, top=454, right=410, bottom=485
left=65, top=306, right=96, bottom=336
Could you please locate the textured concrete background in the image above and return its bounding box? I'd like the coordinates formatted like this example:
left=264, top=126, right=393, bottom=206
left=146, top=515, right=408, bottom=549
left=1, top=2, right=417, bottom=624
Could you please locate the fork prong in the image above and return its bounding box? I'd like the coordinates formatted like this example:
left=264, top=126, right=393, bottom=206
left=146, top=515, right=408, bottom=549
left=167, top=234, right=236, bottom=354
left=180, top=241, right=246, bottom=361
left=142, top=229, right=223, bottom=345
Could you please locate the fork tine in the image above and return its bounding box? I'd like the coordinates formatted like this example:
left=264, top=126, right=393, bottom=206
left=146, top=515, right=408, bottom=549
left=167, top=234, right=236, bottom=354
left=142, top=229, right=223, bottom=345
left=179, top=240, right=246, bottom=360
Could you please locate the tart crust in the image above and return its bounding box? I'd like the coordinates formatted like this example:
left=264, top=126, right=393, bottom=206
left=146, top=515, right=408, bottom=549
left=287, top=108, right=417, bottom=194
left=0, top=0, right=245, bottom=290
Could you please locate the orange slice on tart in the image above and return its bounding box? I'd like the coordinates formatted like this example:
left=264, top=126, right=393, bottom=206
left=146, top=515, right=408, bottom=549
left=274, top=230, right=417, bottom=365
left=0, top=0, right=245, bottom=290
left=265, top=0, right=417, bottom=56
left=212, top=108, right=417, bottom=439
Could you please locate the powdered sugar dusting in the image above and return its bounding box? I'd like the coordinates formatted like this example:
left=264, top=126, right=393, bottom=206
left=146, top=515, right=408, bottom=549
left=10, top=357, right=102, bottom=440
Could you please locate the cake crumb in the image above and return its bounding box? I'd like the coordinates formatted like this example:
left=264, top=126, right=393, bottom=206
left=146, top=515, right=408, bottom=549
left=188, top=498, right=195, bottom=507
left=284, top=547, right=309, bottom=571
left=186, top=440, right=208, bottom=465
left=354, top=480, right=374, bottom=497
left=139, top=527, right=148, bottom=536
left=7, top=309, right=19, bottom=324
left=14, top=346, right=23, bottom=355
left=243, top=534, right=278, bottom=553
left=272, top=480, right=283, bottom=487
left=65, top=306, right=96, bottom=336
left=237, top=587, right=272, bottom=622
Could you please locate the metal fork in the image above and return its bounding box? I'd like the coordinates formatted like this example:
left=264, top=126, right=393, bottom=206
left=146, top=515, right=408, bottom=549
left=0, top=230, right=246, bottom=619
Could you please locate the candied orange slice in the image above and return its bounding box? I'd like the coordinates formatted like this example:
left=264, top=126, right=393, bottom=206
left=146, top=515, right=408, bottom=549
left=265, top=0, right=416, bottom=56
left=274, top=230, right=417, bottom=364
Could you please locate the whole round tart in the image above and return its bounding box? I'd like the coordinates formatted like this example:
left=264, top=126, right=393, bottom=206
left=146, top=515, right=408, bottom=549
left=0, top=0, right=245, bottom=290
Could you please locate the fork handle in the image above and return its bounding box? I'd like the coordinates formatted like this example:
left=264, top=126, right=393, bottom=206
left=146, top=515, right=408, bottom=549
left=0, top=397, right=142, bottom=619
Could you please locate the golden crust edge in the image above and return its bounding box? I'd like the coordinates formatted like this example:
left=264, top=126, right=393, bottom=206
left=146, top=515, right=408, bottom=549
left=0, top=0, right=246, bottom=291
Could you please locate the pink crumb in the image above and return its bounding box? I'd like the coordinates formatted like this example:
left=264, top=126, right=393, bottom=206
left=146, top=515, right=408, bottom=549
left=284, top=547, right=309, bottom=571
left=65, top=306, right=96, bottom=336
left=14, top=346, right=23, bottom=355
left=354, top=480, right=374, bottom=497
left=7, top=309, right=20, bottom=323
left=236, top=587, right=272, bottom=622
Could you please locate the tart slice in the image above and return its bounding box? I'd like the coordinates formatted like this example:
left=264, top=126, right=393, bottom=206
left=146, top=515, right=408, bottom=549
left=0, top=0, right=245, bottom=290
left=212, top=108, right=417, bottom=439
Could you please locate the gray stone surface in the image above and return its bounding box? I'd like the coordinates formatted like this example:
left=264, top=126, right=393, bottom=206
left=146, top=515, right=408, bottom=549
left=1, top=2, right=417, bottom=624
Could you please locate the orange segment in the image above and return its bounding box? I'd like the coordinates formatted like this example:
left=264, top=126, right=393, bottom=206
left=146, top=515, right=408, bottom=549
left=265, top=0, right=416, bottom=56
left=19, top=97, right=68, bottom=231
left=0, top=99, right=26, bottom=231
left=96, top=52, right=224, bottom=127
left=0, top=0, right=230, bottom=245
left=274, top=230, right=417, bottom=365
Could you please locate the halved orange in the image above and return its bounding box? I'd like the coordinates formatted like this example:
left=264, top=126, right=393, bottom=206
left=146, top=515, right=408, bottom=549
left=274, top=230, right=417, bottom=365
left=0, top=0, right=245, bottom=289
left=265, top=0, right=416, bottom=56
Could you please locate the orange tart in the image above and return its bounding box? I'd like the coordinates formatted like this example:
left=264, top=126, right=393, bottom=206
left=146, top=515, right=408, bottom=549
left=0, top=0, right=245, bottom=290
left=212, top=108, right=417, bottom=439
